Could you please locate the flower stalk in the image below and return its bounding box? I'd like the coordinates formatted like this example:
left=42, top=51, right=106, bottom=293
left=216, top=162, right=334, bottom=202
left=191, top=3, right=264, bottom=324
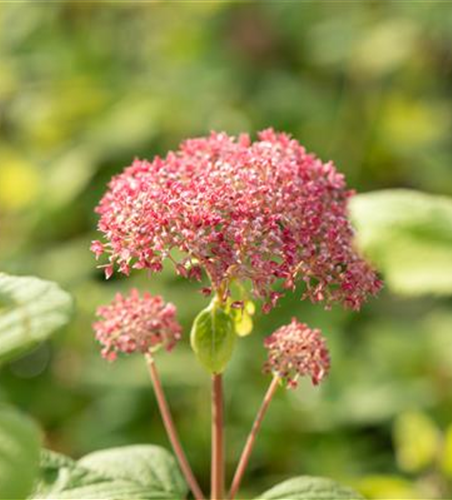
left=211, top=373, right=225, bottom=500
left=228, top=376, right=280, bottom=500
left=146, top=354, right=205, bottom=500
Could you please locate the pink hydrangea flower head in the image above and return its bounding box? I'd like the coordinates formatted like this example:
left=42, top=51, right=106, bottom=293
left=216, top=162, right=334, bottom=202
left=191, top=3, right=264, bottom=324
left=92, top=129, right=382, bottom=311
left=93, top=289, right=182, bottom=361
left=263, top=319, right=330, bottom=388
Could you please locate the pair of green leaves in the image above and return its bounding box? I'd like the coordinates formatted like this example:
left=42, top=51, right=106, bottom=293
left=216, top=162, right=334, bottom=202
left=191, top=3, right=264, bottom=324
left=33, top=448, right=363, bottom=500
left=1, top=431, right=362, bottom=500
left=190, top=299, right=255, bottom=374
left=0, top=405, right=363, bottom=500
left=33, top=445, right=363, bottom=500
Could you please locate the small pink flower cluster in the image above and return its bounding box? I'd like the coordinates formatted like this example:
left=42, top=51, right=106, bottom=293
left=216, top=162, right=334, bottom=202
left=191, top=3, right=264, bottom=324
left=92, top=129, right=381, bottom=311
left=93, top=289, right=182, bottom=361
left=264, top=319, right=330, bottom=387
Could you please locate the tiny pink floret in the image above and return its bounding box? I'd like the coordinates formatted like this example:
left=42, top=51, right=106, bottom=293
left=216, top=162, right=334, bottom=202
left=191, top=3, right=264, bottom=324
left=93, top=129, right=382, bottom=311
left=93, top=289, right=182, bottom=361
left=264, top=319, right=330, bottom=388
left=90, top=240, right=104, bottom=260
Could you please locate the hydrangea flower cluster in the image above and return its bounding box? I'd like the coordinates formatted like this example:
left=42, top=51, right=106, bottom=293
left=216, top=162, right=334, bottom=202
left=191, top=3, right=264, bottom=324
left=92, top=129, right=381, bottom=311
left=93, top=289, right=182, bottom=361
left=263, top=319, right=330, bottom=388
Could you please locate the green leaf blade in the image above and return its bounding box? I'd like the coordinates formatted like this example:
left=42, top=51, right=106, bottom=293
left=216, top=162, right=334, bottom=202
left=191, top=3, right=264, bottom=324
left=34, top=446, right=187, bottom=500
left=257, top=476, right=364, bottom=500
left=0, top=407, right=41, bottom=500
left=79, top=445, right=187, bottom=499
left=0, top=273, right=74, bottom=365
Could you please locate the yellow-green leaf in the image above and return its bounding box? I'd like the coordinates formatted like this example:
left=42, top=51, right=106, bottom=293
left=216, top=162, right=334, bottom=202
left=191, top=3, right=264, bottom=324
left=231, top=300, right=255, bottom=337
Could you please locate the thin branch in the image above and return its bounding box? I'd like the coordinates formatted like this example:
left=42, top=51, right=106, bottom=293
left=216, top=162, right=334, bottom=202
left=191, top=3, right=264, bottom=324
left=228, top=376, right=280, bottom=500
left=211, top=373, right=225, bottom=500
left=146, top=354, right=205, bottom=500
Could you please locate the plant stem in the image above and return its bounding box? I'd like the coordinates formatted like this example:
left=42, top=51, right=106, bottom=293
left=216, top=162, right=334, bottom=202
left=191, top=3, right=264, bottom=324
left=228, top=376, right=280, bottom=500
left=146, top=354, right=205, bottom=500
left=211, top=373, right=225, bottom=500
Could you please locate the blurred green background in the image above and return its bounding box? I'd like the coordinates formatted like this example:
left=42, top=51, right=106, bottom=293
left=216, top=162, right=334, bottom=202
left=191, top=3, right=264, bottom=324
left=1, top=2, right=452, bottom=499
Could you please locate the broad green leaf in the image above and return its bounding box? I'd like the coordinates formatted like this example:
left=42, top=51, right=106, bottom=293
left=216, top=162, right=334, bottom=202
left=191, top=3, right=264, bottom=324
left=0, top=273, right=73, bottom=364
left=393, top=411, right=441, bottom=473
left=350, top=189, right=452, bottom=296
left=0, top=407, right=41, bottom=500
left=257, top=476, right=364, bottom=500
left=190, top=302, right=235, bottom=373
left=34, top=445, right=187, bottom=500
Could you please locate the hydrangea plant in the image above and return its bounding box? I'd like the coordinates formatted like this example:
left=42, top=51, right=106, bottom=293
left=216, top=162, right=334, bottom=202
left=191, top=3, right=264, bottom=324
left=90, top=129, right=382, bottom=500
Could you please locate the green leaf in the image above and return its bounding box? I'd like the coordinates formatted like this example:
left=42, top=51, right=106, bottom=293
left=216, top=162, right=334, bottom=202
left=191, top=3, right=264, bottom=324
left=257, top=476, right=364, bottom=500
left=0, top=273, right=74, bottom=365
left=34, top=445, right=187, bottom=500
left=190, top=302, right=235, bottom=373
left=0, top=406, right=41, bottom=500
left=350, top=189, right=452, bottom=296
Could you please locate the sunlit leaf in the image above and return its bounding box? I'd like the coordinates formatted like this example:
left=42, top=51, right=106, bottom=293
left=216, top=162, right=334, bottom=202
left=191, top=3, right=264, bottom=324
left=231, top=300, right=255, bottom=337
left=350, top=189, right=452, bottom=296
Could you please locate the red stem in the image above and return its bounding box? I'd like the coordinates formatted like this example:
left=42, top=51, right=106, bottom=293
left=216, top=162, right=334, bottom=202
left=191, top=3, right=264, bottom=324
left=146, top=354, right=205, bottom=500
left=211, top=374, right=225, bottom=500
left=228, top=376, right=279, bottom=500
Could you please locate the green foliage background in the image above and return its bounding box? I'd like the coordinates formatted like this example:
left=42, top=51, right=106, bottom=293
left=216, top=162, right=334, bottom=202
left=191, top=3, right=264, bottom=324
left=0, top=2, right=452, bottom=499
